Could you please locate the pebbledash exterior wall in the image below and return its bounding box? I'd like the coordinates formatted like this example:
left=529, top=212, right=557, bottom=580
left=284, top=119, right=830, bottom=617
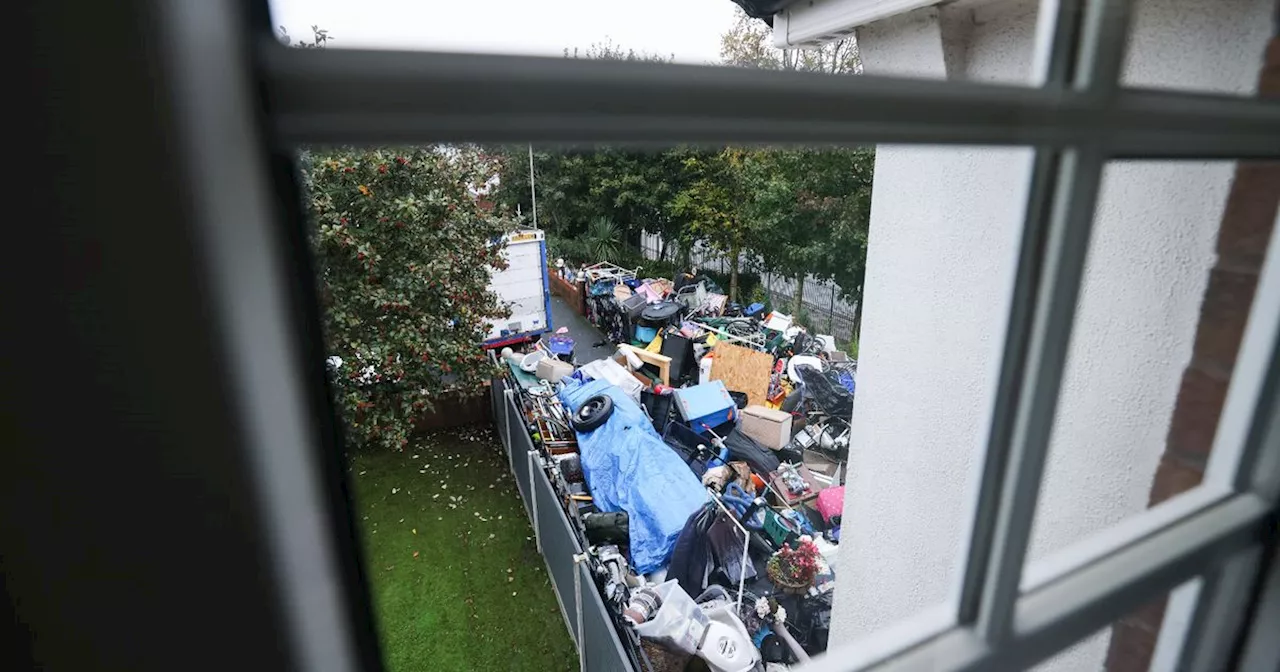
left=829, top=0, right=1276, bottom=670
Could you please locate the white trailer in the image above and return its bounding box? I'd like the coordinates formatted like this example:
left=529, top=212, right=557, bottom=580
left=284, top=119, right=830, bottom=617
left=483, top=228, right=552, bottom=348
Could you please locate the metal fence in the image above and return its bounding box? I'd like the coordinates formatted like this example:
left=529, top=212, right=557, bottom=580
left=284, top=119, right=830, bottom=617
left=640, top=232, right=860, bottom=344
left=492, top=380, right=635, bottom=672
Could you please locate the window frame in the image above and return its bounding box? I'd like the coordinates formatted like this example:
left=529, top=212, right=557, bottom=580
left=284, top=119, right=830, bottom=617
left=234, top=0, right=1280, bottom=670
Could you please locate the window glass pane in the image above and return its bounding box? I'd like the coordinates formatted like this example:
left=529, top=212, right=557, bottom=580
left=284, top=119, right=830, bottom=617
left=1119, top=0, right=1275, bottom=97
left=271, top=0, right=739, bottom=65
left=268, top=0, right=1052, bottom=87
left=296, top=137, right=1039, bottom=669
left=1034, top=578, right=1197, bottom=672
left=1024, top=160, right=1279, bottom=581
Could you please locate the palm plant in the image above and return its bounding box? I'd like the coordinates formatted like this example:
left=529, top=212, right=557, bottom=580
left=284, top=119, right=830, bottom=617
left=584, top=217, right=622, bottom=262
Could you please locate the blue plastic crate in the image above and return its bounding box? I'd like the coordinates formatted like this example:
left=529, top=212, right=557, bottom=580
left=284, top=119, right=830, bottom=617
left=672, top=380, right=737, bottom=435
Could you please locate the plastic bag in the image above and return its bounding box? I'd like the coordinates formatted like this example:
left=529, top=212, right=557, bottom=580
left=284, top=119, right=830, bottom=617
left=633, top=580, right=710, bottom=655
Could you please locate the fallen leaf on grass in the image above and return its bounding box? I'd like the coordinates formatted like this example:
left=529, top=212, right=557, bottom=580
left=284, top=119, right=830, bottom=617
left=413, top=551, right=419, bottom=558
left=412, top=528, right=417, bottom=535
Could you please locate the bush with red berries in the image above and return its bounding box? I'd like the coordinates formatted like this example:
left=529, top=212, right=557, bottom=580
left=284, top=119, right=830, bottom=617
left=304, top=146, right=513, bottom=451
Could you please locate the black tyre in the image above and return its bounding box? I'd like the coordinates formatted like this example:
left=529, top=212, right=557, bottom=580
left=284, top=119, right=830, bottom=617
left=572, top=394, right=614, bottom=432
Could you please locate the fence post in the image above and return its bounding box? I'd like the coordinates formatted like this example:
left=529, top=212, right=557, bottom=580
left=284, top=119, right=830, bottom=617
left=828, top=286, right=836, bottom=334
left=528, top=450, right=541, bottom=554
left=573, top=553, right=588, bottom=672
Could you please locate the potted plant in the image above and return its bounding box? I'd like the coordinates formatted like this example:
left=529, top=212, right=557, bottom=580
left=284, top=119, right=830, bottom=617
left=766, top=535, right=821, bottom=594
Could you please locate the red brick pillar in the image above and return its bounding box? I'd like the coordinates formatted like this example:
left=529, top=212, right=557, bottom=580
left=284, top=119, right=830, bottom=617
left=1104, top=33, right=1280, bottom=672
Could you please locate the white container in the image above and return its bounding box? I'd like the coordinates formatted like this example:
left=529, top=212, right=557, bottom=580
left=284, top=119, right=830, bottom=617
left=740, top=405, right=793, bottom=449
left=698, top=356, right=713, bottom=384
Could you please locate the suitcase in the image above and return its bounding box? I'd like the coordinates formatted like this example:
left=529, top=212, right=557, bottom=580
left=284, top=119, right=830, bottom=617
left=659, top=331, right=695, bottom=386
left=816, top=485, right=844, bottom=525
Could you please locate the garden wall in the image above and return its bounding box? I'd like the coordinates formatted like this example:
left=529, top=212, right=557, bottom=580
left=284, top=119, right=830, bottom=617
left=550, top=272, right=586, bottom=316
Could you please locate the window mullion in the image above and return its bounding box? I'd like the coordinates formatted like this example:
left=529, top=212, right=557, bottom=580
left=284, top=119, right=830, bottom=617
left=970, top=0, right=1134, bottom=644
left=261, top=45, right=1280, bottom=156
left=974, top=146, right=1107, bottom=643
left=1073, top=0, right=1135, bottom=96
left=1236, top=549, right=1280, bottom=672
left=1177, top=548, right=1265, bottom=672
left=954, top=0, right=1088, bottom=630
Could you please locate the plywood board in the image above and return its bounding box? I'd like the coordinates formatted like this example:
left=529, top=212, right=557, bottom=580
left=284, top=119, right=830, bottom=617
left=711, top=341, right=773, bottom=407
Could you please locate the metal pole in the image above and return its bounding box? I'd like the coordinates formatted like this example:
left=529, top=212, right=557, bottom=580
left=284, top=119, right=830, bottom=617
left=572, top=553, right=588, bottom=672
left=529, top=450, right=541, bottom=554
left=504, top=389, right=515, bottom=471
left=528, top=144, right=538, bottom=230
left=706, top=489, right=752, bottom=615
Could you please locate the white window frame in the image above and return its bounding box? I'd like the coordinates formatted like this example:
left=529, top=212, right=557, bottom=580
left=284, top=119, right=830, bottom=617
left=167, top=0, right=1280, bottom=669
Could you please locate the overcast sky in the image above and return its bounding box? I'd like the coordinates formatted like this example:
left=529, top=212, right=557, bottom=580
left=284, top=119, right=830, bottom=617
left=270, top=0, right=741, bottom=65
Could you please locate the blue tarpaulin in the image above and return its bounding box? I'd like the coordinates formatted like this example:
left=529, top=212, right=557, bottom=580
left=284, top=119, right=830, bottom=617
left=559, top=378, right=706, bottom=573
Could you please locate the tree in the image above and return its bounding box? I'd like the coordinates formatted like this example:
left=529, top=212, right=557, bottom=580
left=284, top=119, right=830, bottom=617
left=493, top=43, right=691, bottom=263
left=747, top=149, right=874, bottom=319
left=565, top=37, right=672, bottom=63
left=719, top=10, right=870, bottom=326
left=305, top=147, right=514, bottom=451
left=801, top=151, right=874, bottom=337
left=720, top=8, right=860, bottom=74
left=671, top=148, right=758, bottom=302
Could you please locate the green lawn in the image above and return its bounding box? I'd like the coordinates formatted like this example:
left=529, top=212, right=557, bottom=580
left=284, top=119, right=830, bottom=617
left=349, top=425, right=579, bottom=672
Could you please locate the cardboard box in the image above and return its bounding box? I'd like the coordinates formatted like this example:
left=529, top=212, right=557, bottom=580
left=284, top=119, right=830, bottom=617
left=535, top=357, right=574, bottom=383
left=740, top=405, right=793, bottom=449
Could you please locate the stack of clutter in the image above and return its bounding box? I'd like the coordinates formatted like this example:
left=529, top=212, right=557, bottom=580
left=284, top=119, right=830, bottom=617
left=497, top=291, right=855, bottom=670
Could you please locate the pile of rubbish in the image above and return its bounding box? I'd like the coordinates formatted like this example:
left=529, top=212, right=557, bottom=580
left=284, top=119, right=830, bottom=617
left=498, top=266, right=856, bottom=671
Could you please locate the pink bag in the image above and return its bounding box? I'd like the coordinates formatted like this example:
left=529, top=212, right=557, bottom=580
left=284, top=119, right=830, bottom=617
left=816, top=486, right=845, bottom=525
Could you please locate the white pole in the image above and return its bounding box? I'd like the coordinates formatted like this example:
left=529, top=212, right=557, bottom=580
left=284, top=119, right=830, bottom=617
left=528, top=144, right=538, bottom=230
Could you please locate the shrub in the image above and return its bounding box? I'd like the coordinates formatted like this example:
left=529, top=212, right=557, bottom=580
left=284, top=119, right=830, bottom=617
left=305, top=146, right=514, bottom=451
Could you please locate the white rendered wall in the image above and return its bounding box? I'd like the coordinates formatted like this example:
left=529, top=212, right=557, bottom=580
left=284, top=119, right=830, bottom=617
left=829, top=1, right=1272, bottom=670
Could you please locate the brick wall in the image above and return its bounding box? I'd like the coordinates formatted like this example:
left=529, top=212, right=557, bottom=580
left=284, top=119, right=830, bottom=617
left=550, top=271, right=586, bottom=316
left=1104, top=34, right=1280, bottom=672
